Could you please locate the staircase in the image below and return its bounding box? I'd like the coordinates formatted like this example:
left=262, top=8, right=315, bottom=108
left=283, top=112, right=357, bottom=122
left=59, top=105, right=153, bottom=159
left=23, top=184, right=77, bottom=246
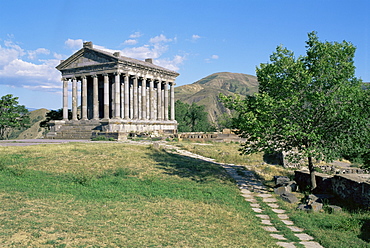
left=47, top=121, right=102, bottom=139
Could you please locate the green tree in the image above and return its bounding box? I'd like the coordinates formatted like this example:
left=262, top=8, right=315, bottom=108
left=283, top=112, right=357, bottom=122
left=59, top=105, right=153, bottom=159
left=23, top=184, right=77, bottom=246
left=220, top=32, right=370, bottom=190
left=0, top=94, right=30, bottom=140
left=40, top=108, right=72, bottom=128
left=175, top=100, right=216, bottom=132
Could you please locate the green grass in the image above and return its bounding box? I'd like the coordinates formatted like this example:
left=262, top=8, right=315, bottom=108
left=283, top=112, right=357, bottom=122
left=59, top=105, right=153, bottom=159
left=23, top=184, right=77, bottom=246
left=0, top=143, right=278, bottom=247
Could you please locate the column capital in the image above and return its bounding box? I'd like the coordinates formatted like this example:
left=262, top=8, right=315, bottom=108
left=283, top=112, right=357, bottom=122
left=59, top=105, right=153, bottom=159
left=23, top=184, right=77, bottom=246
left=61, top=77, right=68, bottom=81
left=81, top=75, right=87, bottom=79
left=92, top=74, right=98, bottom=78
left=114, top=71, right=121, bottom=76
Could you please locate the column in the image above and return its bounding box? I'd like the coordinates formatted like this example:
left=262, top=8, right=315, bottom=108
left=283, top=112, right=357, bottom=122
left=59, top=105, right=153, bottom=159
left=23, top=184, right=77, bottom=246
left=121, top=81, right=124, bottom=118
left=93, top=75, right=99, bottom=120
left=72, top=77, right=78, bottom=120
left=157, top=81, right=162, bottom=120
left=124, top=74, right=129, bottom=120
left=170, top=82, right=175, bottom=121
left=133, top=76, right=138, bottom=119
left=141, top=78, right=147, bottom=120
left=114, top=72, right=121, bottom=119
left=164, top=81, right=169, bottom=121
left=81, top=76, right=88, bottom=120
left=103, top=74, right=109, bottom=119
left=62, top=78, right=68, bottom=121
left=149, top=78, right=155, bottom=120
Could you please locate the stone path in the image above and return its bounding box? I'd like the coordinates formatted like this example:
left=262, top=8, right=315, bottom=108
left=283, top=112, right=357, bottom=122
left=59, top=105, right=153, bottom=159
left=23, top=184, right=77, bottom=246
left=163, top=143, right=324, bottom=248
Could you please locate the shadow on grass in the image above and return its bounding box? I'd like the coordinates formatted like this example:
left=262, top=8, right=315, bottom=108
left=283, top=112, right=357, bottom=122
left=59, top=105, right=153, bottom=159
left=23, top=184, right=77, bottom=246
left=359, top=218, right=370, bottom=242
left=147, top=147, right=233, bottom=184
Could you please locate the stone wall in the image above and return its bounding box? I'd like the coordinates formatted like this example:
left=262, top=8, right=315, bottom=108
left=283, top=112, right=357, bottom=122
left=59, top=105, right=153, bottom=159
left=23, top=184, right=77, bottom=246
left=295, top=170, right=370, bottom=208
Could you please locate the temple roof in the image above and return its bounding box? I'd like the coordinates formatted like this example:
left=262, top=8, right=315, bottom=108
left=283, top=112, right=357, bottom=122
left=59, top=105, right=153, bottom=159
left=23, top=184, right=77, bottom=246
left=56, top=42, right=179, bottom=78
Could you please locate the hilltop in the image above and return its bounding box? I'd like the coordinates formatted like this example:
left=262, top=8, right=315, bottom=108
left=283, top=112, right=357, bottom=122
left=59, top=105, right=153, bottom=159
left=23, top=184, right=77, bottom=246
left=175, top=72, right=259, bottom=124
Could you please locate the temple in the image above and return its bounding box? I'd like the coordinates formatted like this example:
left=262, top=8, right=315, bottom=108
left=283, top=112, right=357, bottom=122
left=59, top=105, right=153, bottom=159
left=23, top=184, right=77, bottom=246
left=47, top=42, right=179, bottom=139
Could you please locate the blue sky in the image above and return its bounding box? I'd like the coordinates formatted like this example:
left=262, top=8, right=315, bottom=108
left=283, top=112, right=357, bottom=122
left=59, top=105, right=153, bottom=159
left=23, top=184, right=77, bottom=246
left=0, top=0, right=369, bottom=109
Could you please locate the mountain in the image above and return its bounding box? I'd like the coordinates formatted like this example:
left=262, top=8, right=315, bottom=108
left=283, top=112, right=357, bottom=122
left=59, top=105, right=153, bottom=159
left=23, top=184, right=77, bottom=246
left=11, top=108, right=50, bottom=139
left=175, top=72, right=259, bottom=124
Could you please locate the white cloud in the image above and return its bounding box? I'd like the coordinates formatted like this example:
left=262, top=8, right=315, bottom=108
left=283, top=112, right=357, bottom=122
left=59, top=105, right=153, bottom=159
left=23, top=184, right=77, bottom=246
left=191, top=34, right=201, bottom=41
left=65, top=38, right=83, bottom=49
left=129, top=32, right=142, bottom=38
left=155, top=55, right=186, bottom=71
left=205, top=54, right=219, bottom=63
left=123, top=39, right=138, bottom=45
left=211, top=55, right=219, bottom=59
left=0, top=39, right=61, bottom=92
left=27, top=48, right=50, bottom=60
left=149, top=34, right=172, bottom=44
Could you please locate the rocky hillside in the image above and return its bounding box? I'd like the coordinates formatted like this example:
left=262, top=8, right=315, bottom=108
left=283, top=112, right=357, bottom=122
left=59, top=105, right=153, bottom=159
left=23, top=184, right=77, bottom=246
left=175, top=72, right=259, bottom=124
left=12, top=108, right=50, bottom=139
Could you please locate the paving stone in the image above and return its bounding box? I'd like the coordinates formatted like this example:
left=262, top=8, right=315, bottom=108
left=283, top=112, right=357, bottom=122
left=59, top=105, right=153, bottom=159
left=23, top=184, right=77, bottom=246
left=261, top=219, right=273, bottom=225
left=257, top=193, right=272, bottom=198
left=267, top=203, right=280, bottom=208
left=281, top=220, right=294, bottom=225
left=294, top=233, right=314, bottom=241
left=270, top=234, right=287, bottom=240
left=287, top=226, right=304, bottom=232
left=256, top=214, right=270, bottom=219
left=276, top=242, right=296, bottom=248
left=299, top=241, right=324, bottom=248
left=263, top=198, right=277, bottom=202
left=252, top=208, right=263, bottom=213
left=250, top=203, right=260, bottom=208
left=241, top=189, right=252, bottom=194
left=272, top=209, right=286, bottom=214
left=262, top=226, right=278, bottom=232
left=244, top=198, right=257, bottom=202
left=277, top=214, right=289, bottom=219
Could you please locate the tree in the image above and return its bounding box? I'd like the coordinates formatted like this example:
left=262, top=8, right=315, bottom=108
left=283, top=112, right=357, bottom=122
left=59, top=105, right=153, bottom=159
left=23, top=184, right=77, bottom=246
left=0, top=94, right=30, bottom=140
left=40, top=108, right=72, bottom=128
left=220, top=32, right=370, bottom=190
left=175, top=100, right=216, bottom=132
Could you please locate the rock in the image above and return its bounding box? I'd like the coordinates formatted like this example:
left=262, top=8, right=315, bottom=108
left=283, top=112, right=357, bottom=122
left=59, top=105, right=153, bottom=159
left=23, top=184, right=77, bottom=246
left=310, top=202, right=323, bottom=212
left=280, top=193, right=298, bottom=204
left=326, top=205, right=342, bottom=213
left=274, top=186, right=291, bottom=195
left=306, top=194, right=319, bottom=204
left=297, top=204, right=310, bottom=211
left=274, top=176, right=291, bottom=186
left=286, top=181, right=298, bottom=192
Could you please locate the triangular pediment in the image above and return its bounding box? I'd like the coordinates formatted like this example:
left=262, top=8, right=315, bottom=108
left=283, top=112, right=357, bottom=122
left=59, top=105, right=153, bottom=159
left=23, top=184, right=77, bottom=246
left=57, top=48, right=117, bottom=71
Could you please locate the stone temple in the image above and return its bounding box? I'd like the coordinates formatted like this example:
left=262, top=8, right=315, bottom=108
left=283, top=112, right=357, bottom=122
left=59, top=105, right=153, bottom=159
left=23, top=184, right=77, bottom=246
left=47, top=42, right=179, bottom=140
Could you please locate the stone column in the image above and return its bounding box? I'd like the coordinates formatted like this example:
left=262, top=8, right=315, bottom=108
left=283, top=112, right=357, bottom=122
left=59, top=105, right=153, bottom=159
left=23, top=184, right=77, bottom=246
left=72, top=77, right=78, bottom=121
left=114, top=72, right=121, bottom=119
left=121, top=81, right=124, bottom=118
left=62, top=78, right=68, bottom=121
left=93, top=75, right=99, bottom=120
left=81, top=76, right=88, bottom=120
left=157, top=81, right=162, bottom=121
left=103, top=74, right=109, bottom=119
left=133, top=76, right=138, bottom=119
left=170, top=82, right=175, bottom=121
left=141, top=78, right=147, bottom=120
left=149, top=78, right=155, bottom=120
left=124, top=74, right=129, bottom=120
left=164, top=81, right=169, bottom=121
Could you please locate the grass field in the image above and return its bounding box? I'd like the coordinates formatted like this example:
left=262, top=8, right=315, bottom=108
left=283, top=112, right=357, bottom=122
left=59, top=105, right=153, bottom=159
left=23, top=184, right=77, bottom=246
left=0, top=142, right=279, bottom=247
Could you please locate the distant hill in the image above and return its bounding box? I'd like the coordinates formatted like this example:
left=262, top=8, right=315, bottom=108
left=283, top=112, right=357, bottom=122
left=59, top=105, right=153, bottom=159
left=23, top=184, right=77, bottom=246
left=10, top=108, right=50, bottom=139
left=175, top=72, right=259, bottom=124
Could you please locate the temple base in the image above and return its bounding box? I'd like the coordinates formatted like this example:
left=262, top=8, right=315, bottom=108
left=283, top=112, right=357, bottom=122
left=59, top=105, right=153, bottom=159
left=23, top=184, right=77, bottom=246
left=46, top=119, right=177, bottom=140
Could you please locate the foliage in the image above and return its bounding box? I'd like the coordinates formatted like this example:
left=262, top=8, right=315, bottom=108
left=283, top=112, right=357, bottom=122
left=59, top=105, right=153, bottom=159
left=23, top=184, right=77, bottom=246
left=0, top=94, right=30, bottom=140
left=175, top=100, right=216, bottom=132
left=40, top=108, right=71, bottom=127
left=220, top=32, right=370, bottom=190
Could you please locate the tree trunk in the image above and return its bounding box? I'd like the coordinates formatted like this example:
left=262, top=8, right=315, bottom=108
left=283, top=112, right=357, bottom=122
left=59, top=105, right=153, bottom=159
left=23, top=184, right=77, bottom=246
left=308, top=156, right=317, bottom=191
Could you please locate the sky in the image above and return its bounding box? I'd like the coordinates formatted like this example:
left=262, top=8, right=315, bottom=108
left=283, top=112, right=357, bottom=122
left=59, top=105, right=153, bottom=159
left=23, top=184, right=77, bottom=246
left=0, top=0, right=369, bottom=110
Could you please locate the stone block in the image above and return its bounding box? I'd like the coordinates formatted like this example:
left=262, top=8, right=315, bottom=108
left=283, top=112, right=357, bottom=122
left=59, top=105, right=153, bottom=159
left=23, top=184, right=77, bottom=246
left=310, top=202, right=323, bottom=212
left=274, top=186, right=291, bottom=195
left=297, top=204, right=311, bottom=211
left=274, top=176, right=290, bottom=186
left=326, top=205, right=342, bottom=213
left=280, top=193, right=298, bottom=204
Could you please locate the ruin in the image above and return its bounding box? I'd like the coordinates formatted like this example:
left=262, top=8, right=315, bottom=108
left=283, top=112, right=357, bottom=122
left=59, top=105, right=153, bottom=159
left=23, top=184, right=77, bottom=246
left=47, top=42, right=179, bottom=139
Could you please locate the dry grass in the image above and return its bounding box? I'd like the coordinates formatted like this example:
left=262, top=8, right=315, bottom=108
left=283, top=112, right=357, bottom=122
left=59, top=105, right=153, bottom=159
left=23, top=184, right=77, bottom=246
left=0, top=143, right=278, bottom=247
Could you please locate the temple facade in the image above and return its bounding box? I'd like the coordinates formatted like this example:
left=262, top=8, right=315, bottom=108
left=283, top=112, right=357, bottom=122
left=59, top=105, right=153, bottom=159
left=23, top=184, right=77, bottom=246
left=47, top=42, right=179, bottom=139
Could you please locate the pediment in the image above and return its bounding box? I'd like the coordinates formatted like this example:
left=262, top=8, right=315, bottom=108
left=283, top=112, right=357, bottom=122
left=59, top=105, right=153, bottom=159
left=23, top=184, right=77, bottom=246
left=57, top=49, right=117, bottom=71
